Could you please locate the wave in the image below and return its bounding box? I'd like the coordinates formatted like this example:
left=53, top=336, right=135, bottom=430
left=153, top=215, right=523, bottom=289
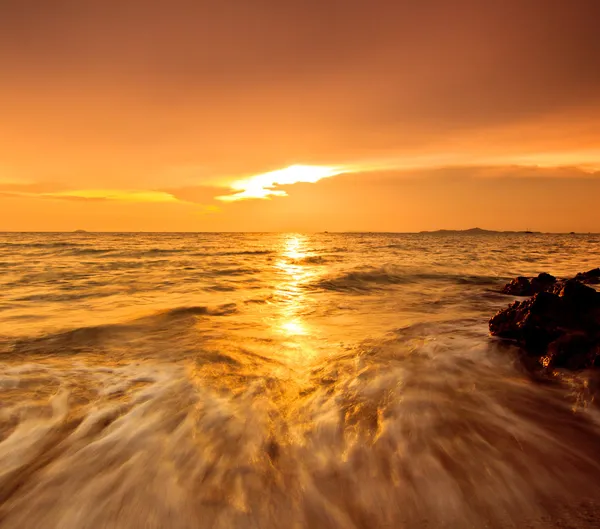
left=315, top=269, right=409, bottom=292
left=14, top=290, right=117, bottom=303
left=8, top=303, right=238, bottom=355
left=68, top=249, right=272, bottom=259
left=291, top=255, right=331, bottom=265
left=198, top=250, right=275, bottom=257
left=154, top=303, right=238, bottom=319
left=87, top=249, right=189, bottom=259
left=210, top=267, right=261, bottom=276
left=244, top=295, right=274, bottom=304
left=67, top=248, right=115, bottom=256
left=314, top=267, right=499, bottom=293
left=0, top=241, right=81, bottom=248
left=204, top=284, right=237, bottom=292
left=141, top=248, right=187, bottom=256
left=384, top=244, right=430, bottom=250
left=2, top=334, right=600, bottom=528
left=91, top=259, right=172, bottom=270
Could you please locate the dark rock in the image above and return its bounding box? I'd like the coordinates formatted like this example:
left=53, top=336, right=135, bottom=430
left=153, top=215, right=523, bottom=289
left=501, top=272, right=557, bottom=296
left=531, top=272, right=556, bottom=291
left=575, top=267, right=600, bottom=284
left=559, top=279, right=600, bottom=311
left=490, top=292, right=564, bottom=348
left=501, top=276, right=534, bottom=296
left=490, top=277, right=600, bottom=371
left=546, top=333, right=600, bottom=370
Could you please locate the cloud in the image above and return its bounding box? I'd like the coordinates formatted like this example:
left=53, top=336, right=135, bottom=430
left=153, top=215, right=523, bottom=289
left=0, top=181, right=67, bottom=194
left=2, top=164, right=599, bottom=232
left=46, top=189, right=178, bottom=203
left=159, top=185, right=224, bottom=204
left=216, top=165, right=348, bottom=201
left=0, top=183, right=179, bottom=203
left=2, top=0, right=599, bottom=185
left=210, top=164, right=600, bottom=232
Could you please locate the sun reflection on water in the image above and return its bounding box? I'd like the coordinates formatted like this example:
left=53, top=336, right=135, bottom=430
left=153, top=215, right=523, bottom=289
left=282, top=236, right=304, bottom=260
left=273, top=235, right=316, bottom=339
left=280, top=319, right=307, bottom=336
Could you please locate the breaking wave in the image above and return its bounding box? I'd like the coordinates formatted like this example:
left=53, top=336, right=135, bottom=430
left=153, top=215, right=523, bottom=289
left=1, top=328, right=600, bottom=528
left=5, top=304, right=238, bottom=356
left=315, top=267, right=499, bottom=293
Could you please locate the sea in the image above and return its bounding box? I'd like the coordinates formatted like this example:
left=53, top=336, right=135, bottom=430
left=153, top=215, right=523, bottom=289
left=1, top=232, right=600, bottom=528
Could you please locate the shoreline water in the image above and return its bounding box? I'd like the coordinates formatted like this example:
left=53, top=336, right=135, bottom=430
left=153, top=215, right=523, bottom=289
left=1, top=232, right=599, bottom=527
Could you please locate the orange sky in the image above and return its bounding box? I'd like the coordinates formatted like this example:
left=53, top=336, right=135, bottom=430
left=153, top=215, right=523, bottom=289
left=1, top=0, right=600, bottom=232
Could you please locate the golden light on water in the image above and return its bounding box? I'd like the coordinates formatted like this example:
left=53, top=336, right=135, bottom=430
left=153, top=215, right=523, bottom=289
left=274, top=235, right=315, bottom=339
left=282, top=235, right=305, bottom=261
left=280, top=319, right=307, bottom=336
left=217, top=164, right=346, bottom=201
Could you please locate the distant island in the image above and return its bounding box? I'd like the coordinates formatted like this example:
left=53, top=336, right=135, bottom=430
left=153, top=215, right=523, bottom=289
left=73, top=229, right=88, bottom=233
left=419, top=227, right=542, bottom=235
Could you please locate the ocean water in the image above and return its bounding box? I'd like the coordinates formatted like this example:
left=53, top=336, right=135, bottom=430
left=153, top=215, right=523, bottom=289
left=1, top=232, right=600, bottom=528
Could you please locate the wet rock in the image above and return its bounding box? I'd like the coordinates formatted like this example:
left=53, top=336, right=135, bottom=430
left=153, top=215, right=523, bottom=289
left=559, top=279, right=600, bottom=310
left=575, top=267, right=600, bottom=284
left=546, top=333, right=600, bottom=370
left=490, top=292, right=564, bottom=347
left=501, top=272, right=557, bottom=296
left=501, top=276, right=534, bottom=296
left=532, top=272, right=557, bottom=290
left=490, top=278, right=600, bottom=370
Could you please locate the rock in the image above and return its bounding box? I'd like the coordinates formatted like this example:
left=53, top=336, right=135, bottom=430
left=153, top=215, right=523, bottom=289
left=575, top=267, right=600, bottom=284
left=490, top=291, right=564, bottom=348
left=559, top=279, right=600, bottom=311
left=546, top=333, right=600, bottom=370
left=501, top=272, right=557, bottom=296
left=501, top=277, right=533, bottom=296
left=499, top=269, right=600, bottom=297
left=490, top=278, right=600, bottom=370
left=531, top=272, right=557, bottom=293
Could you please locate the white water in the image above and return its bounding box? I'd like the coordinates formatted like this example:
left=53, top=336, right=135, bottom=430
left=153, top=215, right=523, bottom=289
left=1, top=232, right=600, bottom=527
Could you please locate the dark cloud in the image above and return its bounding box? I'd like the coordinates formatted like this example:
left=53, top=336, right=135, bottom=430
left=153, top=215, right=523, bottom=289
left=1, top=1, right=600, bottom=230
left=1, top=0, right=599, bottom=158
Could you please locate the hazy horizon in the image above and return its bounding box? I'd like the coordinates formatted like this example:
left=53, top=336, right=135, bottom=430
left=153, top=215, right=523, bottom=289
left=1, top=228, right=599, bottom=234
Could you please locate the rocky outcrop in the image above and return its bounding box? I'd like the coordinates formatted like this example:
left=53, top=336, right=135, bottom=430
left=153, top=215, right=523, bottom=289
left=575, top=267, right=600, bottom=284
left=500, top=268, right=600, bottom=296
left=501, top=272, right=557, bottom=296
left=490, top=271, right=600, bottom=370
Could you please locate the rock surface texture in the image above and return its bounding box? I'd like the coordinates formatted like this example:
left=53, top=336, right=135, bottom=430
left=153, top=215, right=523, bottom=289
left=490, top=269, right=600, bottom=370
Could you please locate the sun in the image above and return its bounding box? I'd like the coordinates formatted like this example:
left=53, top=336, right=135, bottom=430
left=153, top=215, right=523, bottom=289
left=217, top=164, right=346, bottom=201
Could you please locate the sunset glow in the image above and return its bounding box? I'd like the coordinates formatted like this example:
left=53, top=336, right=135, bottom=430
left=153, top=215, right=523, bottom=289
left=2, top=3, right=600, bottom=528
left=217, top=165, right=347, bottom=202
left=47, top=190, right=179, bottom=203
left=1, top=1, right=599, bottom=232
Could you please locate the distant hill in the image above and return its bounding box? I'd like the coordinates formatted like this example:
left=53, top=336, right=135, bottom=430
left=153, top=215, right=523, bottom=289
left=419, top=227, right=541, bottom=235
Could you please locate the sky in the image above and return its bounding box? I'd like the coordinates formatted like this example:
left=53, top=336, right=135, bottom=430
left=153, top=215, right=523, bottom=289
left=1, top=0, right=600, bottom=232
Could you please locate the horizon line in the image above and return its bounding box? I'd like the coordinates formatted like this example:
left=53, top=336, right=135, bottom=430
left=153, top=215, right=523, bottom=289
left=0, top=230, right=598, bottom=235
